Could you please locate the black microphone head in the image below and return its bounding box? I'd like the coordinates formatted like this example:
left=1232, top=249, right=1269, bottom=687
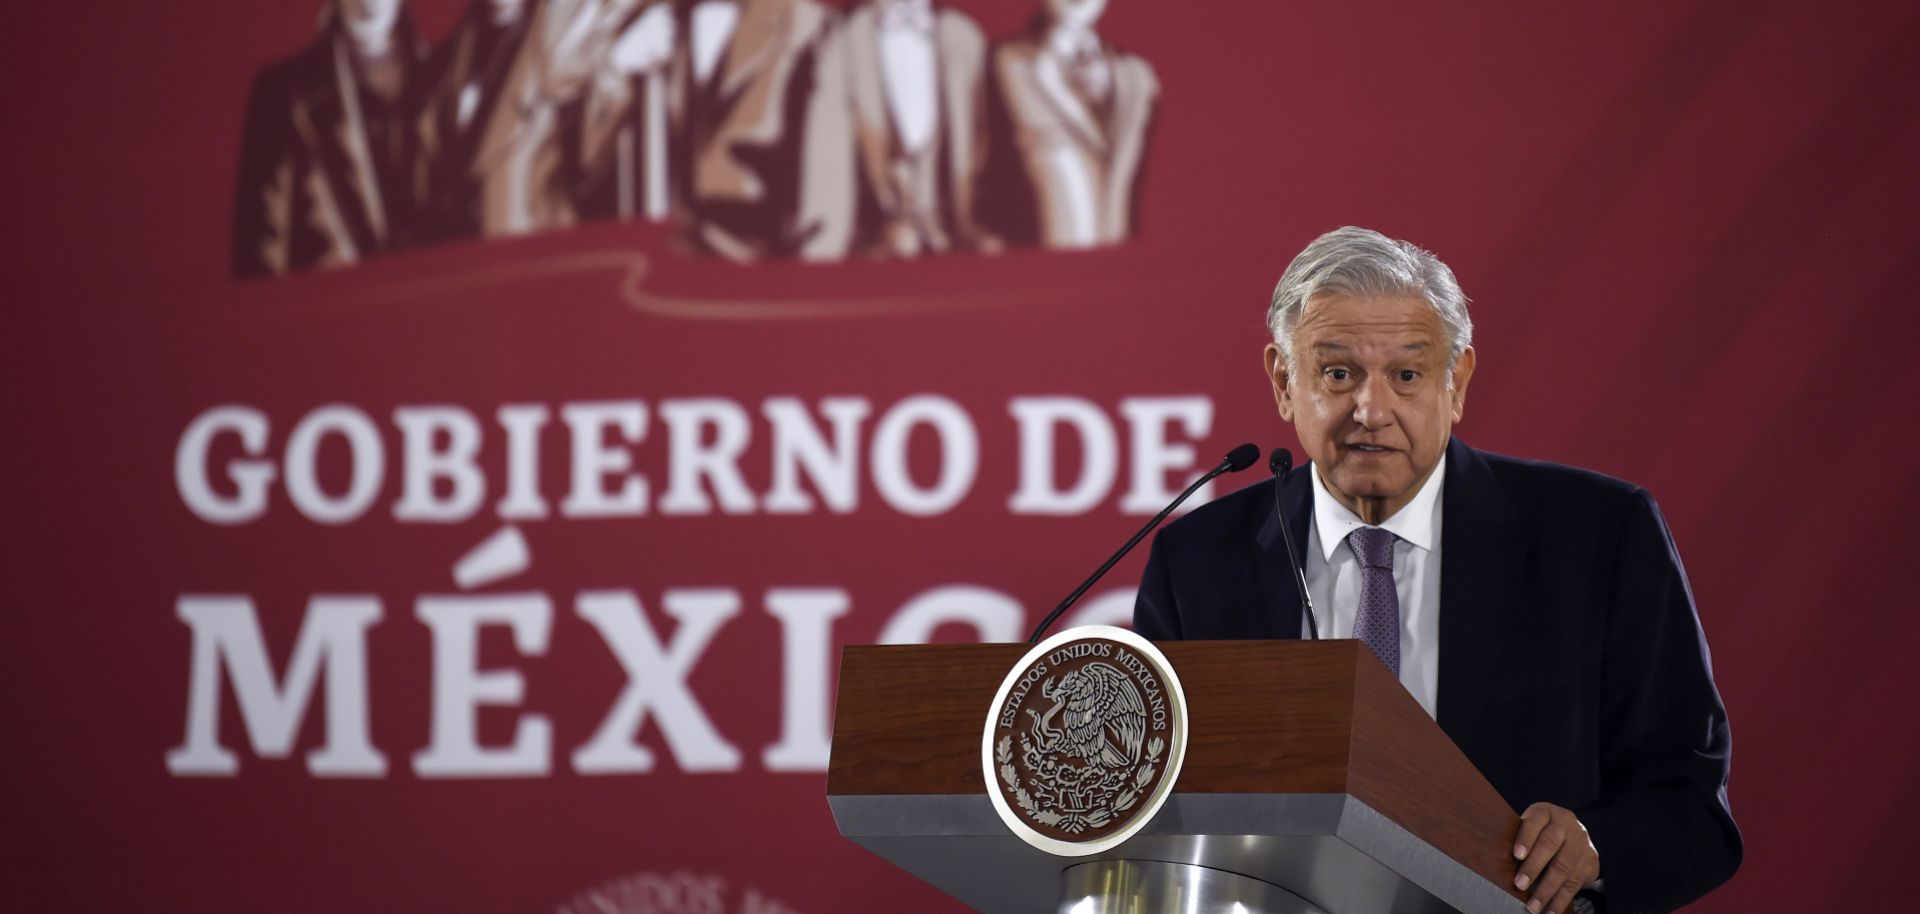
left=1268, top=447, right=1293, bottom=478
left=1224, top=443, right=1261, bottom=473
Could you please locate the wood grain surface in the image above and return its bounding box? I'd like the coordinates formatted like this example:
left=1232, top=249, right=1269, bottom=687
left=828, top=639, right=1525, bottom=896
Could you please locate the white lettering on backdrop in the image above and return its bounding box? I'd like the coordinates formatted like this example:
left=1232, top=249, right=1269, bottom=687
left=176, top=395, right=1214, bottom=523
left=167, top=393, right=1218, bottom=779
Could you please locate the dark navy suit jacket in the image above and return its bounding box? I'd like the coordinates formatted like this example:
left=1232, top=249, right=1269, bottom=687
left=1134, top=438, right=1741, bottom=914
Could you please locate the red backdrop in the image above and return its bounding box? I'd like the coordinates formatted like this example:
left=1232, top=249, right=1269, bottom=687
left=5, top=0, right=1919, bottom=910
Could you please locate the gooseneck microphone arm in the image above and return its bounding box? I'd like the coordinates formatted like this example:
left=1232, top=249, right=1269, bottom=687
left=1027, top=443, right=1263, bottom=644
left=1269, top=448, right=1321, bottom=641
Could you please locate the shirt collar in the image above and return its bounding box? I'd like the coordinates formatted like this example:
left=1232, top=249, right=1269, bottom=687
left=1047, top=25, right=1102, bottom=60
left=878, top=0, right=935, bottom=33
left=1308, top=451, right=1446, bottom=561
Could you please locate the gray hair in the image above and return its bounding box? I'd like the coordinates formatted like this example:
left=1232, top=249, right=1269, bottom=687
left=1266, top=226, right=1473, bottom=379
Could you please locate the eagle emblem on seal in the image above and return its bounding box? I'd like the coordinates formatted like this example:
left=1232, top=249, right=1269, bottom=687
left=1026, top=663, right=1147, bottom=769
left=996, top=660, right=1167, bottom=835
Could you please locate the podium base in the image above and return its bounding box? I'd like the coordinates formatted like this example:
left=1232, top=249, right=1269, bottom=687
left=1060, top=860, right=1322, bottom=914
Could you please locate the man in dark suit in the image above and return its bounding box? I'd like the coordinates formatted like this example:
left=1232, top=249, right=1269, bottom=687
left=412, top=0, right=650, bottom=241
left=1135, top=226, right=1741, bottom=914
left=795, top=0, right=999, bottom=260
left=232, top=0, right=428, bottom=276
left=980, top=0, right=1157, bottom=250
left=667, top=0, right=838, bottom=261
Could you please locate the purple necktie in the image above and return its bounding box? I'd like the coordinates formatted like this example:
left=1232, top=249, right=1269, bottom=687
left=1347, top=527, right=1401, bottom=676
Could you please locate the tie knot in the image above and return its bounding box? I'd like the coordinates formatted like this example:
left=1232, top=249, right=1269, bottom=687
left=1348, top=527, right=1396, bottom=570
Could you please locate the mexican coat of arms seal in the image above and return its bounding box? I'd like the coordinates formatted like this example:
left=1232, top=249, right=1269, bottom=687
left=981, top=625, right=1189, bottom=856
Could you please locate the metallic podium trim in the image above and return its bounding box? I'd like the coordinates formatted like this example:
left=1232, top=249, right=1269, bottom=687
left=1059, top=859, right=1323, bottom=914
left=829, top=792, right=1526, bottom=914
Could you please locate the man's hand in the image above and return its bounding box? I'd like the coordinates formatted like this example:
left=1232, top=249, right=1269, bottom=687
left=1513, top=802, right=1600, bottom=914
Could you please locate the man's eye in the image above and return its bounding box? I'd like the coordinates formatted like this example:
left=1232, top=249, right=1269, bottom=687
left=1325, top=368, right=1350, bottom=382
left=1398, top=370, right=1419, bottom=382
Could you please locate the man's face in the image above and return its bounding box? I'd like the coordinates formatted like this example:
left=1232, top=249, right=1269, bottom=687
left=1265, top=293, right=1475, bottom=524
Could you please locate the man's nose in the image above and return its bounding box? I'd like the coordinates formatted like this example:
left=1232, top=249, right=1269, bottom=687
left=1352, top=375, right=1394, bottom=429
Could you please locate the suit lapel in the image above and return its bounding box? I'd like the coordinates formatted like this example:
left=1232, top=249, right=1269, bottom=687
left=325, top=36, right=392, bottom=244
left=1031, top=47, right=1107, bottom=155
left=1252, top=466, right=1312, bottom=640
left=1436, top=437, right=1526, bottom=750
left=936, top=10, right=982, bottom=229
left=469, top=14, right=543, bottom=176
left=291, top=56, right=380, bottom=257
left=432, top=8, right=536, bottom=179
left=719, top=0, right=791, bottom=99
left=1099, top=53, right=1152, bottom=240
left=843, top=6, right=900, bottom=213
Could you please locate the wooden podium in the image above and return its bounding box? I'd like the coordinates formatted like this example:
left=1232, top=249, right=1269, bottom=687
left=827, top=639, right=1531, bottom=913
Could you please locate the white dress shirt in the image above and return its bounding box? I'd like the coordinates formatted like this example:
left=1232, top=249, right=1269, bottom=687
left=1301, top=454, right=1446, bottom=719
left=690, top=1, right=742, bottom=86
left=876, top=0, right=939, bottom=154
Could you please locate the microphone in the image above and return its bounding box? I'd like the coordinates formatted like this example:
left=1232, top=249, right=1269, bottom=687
left=1269, top=448, right=1321, bottom=641
left=1027, top=443, right=1262, bottom=643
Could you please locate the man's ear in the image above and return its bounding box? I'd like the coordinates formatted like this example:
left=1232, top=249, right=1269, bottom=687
left=1264, top=343, right=1294, bottom=421
left=1449, top=345, right=1477, bottom=422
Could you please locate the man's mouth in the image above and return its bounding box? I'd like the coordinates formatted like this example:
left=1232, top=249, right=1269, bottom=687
left=1348, top=443, right=1394, bottom=454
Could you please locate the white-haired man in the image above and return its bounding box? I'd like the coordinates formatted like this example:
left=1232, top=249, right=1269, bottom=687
left=1135, top=226, right=1742, bottom=914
